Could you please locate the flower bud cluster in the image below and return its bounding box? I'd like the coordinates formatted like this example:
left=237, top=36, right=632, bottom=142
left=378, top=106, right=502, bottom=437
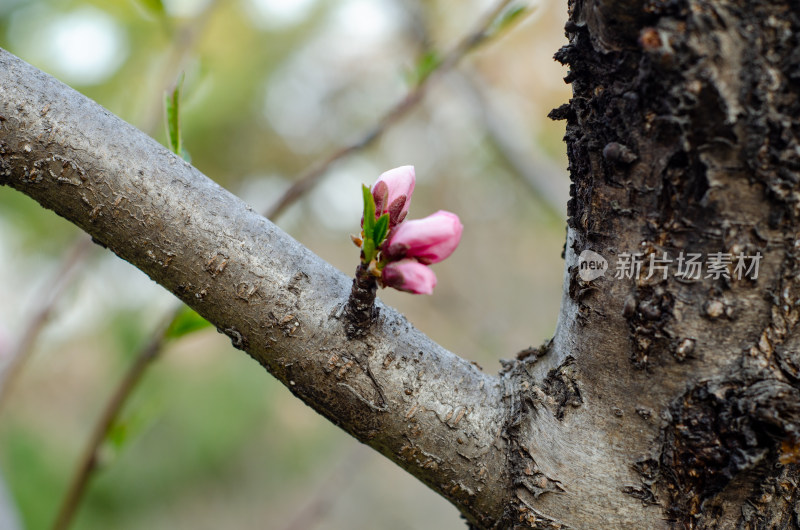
left=358, top=166, right=462, bottom=294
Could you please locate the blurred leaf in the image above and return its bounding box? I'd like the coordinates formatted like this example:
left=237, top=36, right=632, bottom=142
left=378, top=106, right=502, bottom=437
left=166, top=307, right=211, bottom=339
left=106, top=420, right=130, bottom=455
left=110, top=309, right=151, bottom=356
left=488, top=4, right=530, bottom=38
left=165, top=74, right=188, bottom=160
left=102, top=396, right=162, bottom=468
left=406, top=50, right=441, bottom=86
left=373, top=213, right=389, bottom=246
left=1, top=427, right=65, bottom=530
left=137, top=0, right=166, bottom=17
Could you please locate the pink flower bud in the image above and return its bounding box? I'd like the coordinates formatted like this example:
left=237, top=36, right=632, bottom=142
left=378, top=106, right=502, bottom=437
left=371, top=165, right=415, bottom=225
left=382, top=259, right=437, bottom=294
left=384, top=210, right=463, bottom=264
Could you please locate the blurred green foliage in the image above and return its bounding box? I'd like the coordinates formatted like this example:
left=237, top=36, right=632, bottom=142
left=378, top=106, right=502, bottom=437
left=165, top=308, right=211, bottom=340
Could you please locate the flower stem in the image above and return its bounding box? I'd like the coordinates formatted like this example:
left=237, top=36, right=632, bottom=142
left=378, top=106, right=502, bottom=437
left=345, top=264, right=379, bottom=338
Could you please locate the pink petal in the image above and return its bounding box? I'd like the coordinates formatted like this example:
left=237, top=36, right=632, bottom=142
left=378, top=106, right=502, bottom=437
left=385, top=210, right=463, bottom=264
left=382, top=259, right=437, bottom=294
left=371, top=166, right=415, bottom=225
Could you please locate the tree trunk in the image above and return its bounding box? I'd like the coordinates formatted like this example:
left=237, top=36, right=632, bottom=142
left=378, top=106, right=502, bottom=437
left=541, top=0, right=800, bottom=526
left=2, top=0, right=800, bottom=527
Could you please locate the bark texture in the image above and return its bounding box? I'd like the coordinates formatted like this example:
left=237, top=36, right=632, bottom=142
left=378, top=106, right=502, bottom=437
left=3, top=0, right=800, bottom=525
left=543, top=0, right=800, bottom=527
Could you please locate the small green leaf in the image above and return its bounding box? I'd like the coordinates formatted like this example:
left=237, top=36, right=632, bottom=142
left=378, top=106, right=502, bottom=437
left=489, top=5, right=529, bottom=37
left=106, top=419, right=129, bottom=451
left=406, top=50, right=441, bottom=86
left=137, top=0, right=166, bottom=16
left=360, top=184, right=384, bottom=263
left=362, top=184, right=375, bottom=234
left=166, top=306, right=211, bottom=340
left=373, top=213, right=390, bottom=247
left=165, top=73, right=189, bottom=160
left=103, top=397, right=161, bottom=464
left=362, top=238, right=375, bottom=264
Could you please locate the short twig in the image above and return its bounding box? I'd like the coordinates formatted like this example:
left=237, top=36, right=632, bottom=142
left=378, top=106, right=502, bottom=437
left=280, top=445, right=366, bottom=530
left=0, top=234, right=93, bottom=410
left=345, top=264, right=379, bottom=338
left=51, top=306, right=178, bottom=530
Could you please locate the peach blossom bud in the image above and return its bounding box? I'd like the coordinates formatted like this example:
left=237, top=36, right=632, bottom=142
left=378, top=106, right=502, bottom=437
left=384, top=210, right=463, bottom=264
left=371, top=165, right=415, bottom=225
left=382, top=259, right=437, bottom=294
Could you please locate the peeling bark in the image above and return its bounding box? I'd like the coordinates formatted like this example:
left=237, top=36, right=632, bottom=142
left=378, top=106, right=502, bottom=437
left=3, top=0, right=800, bottom=525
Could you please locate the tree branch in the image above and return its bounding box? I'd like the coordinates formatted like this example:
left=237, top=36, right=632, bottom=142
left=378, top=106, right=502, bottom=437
left=43, top=3, right=529, bottom=524
left=0, top=49, right=512, bottom=527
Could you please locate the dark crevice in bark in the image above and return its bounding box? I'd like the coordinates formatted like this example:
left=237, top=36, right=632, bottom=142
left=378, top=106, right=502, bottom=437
left=541, top=357, right=583, bottom=420
left=624, top=458, right=660, bottom=506
left=657, top=379, right=800, bottom=524
left=734, top=465, right=800, bottom=528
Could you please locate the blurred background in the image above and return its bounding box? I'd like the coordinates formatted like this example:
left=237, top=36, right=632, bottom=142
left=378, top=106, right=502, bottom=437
left=0, top=0, right=570, bottom=528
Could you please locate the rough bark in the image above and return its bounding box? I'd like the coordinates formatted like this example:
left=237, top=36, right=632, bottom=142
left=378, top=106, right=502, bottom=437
left=3, top=0, right=800, bottom=526
left=543, top=0, right=800, bottom=527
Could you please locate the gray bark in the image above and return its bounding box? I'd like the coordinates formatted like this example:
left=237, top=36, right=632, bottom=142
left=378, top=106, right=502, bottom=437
left=3, top=0, right=800, bottom=526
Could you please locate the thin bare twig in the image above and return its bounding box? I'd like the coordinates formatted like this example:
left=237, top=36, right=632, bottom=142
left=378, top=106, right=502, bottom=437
left=0, top=1, right=222, bottom=413
left=49, top=3, right=223, bottom=528
left=280, top=445, right=366, bottom=530
left=265, top=0, right=516, bottom=220
left=140, top=0, right=223, bottom=136
left=0, top=234, right=94, bottom=410
left=51, top=310, right=177, bottom=530
left=453, top=69, right=568, bottom=219
left=51, top=2, right=523, bottom=527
